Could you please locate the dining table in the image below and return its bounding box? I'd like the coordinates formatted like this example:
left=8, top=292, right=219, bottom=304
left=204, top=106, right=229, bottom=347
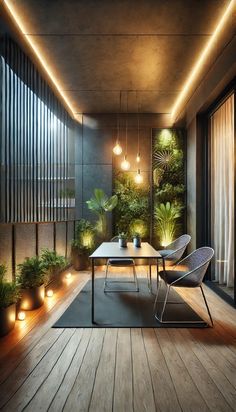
left=89, top=241, right=162, bottom=324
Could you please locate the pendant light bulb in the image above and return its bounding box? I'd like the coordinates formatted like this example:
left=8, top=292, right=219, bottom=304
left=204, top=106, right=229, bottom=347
left=134, top=169, right=143, bottom=184
left=113, top=141, right=122, bottom=155
left=136, top=152, right=141, bottom=163
left=121, top=155, right=130, bottom=171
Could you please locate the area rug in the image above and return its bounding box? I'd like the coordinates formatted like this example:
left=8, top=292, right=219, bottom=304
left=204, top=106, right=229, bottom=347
left=53, top=278, right=208, bottom=328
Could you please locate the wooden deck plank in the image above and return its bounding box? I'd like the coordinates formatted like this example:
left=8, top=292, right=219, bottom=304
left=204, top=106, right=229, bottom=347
left=131, top=328, right=156, bottom=412
left=142, top=328, right=181, bottom=412
left=113, top=328, right=133, bottom=412
left=169, top=328, right=233, bottom=412
left=48, top=328, right=92, bottom=412
left=89, top=328, right=118, bottom=412
left=155, top=328, right=210, bottom=412
left=63, top=328, right=105, bottom=412
left=2, top=329, right=74, bottom=412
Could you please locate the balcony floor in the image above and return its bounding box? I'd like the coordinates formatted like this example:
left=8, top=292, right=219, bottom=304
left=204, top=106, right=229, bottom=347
left=0, top=267, right=236, bottom=412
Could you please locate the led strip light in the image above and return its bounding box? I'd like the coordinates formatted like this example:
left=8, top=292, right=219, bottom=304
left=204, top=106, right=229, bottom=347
left=3, top=0, right=76, bottom=119
left=171, top=0, right=235, bottom=121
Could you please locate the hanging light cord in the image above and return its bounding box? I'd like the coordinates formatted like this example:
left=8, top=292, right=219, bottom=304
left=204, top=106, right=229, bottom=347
left=137, top=91, right=140, bottom=154
left=126, top=91, right=128, bottom=154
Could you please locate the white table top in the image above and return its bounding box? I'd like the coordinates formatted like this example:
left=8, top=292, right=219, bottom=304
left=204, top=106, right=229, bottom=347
left=90, top=242, right=161, bottom=259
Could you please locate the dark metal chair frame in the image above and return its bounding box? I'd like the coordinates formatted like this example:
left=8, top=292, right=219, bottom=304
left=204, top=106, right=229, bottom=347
left=154, top=247, right=214, bottom=327
left=104, top=236, right=139, bottom=292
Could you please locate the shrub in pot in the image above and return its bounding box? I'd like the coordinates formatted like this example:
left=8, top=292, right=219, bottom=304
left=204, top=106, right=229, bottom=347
left=17, top=256, right=46, bottom=310
left=0, top=264, right=20, bottom=337
left=41, top=249, right=67, bottom=284
left=71, top=219, right=95, bottom=270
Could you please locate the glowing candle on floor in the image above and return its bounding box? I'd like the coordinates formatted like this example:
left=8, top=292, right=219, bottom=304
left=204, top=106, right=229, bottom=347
left=46, top=289, right=54, bottom=297
left=18, top=311, right=26, bottom=321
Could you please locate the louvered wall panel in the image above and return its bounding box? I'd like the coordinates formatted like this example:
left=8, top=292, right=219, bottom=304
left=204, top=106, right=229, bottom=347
left=0, top=37, right=74, bottom=223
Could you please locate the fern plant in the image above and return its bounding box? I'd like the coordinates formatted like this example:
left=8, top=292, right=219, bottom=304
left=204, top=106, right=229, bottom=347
left=0, top=265, right=20, bottom=308
left=17, top=256, right=46, bottom=289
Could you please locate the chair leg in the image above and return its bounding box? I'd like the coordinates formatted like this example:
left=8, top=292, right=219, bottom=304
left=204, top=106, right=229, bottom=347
left=160, top=284, right=170, bottom=322
left=133, top=264, right=139, bottom=292
left=153, top=277, right=162, bottom=312
left=200, top=285, right=214, bottom=327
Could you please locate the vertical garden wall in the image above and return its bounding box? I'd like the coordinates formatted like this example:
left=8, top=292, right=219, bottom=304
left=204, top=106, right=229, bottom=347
left=113, top=128, right=186, bottom=246
left=152, top=128, right=186, bottom=248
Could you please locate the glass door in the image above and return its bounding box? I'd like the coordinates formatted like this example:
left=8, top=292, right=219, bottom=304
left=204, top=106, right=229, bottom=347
left=209, top=93, right=235, bottom=302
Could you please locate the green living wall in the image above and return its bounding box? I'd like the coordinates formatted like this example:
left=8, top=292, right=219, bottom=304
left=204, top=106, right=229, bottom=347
left=152, top=128, right=186, bottom=248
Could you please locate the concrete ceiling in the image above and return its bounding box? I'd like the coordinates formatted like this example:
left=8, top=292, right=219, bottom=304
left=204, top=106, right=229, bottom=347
left=2, top=0, right=234, bottom=116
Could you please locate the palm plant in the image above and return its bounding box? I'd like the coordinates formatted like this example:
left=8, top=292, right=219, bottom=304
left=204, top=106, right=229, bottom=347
left=154, top=202, right=183, bottom=247
left=86, top=189, right=118, bottom=239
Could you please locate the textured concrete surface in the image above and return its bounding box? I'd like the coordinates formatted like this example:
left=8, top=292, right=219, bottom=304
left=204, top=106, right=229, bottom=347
left=2, top=0, right=233, bottom=114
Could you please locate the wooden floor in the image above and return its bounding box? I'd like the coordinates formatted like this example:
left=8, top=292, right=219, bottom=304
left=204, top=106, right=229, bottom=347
left=0, top=266, right=236, bottom=412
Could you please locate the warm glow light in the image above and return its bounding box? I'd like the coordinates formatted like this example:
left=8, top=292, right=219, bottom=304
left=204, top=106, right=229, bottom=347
left=113, top=142, right=123, bottom=155
left=171, top=0, right=235, bottom=120
left=46, top=289, right=54, bottom=297
left=18, top=311, right=26, bottom=321
left=65, top=272, right=72, bottom=279
left=136, top=153, right=141, bottom=163
left=134, top=169, right=143, bottom=184
left=121, top=155, right=130, bottom=171
left=3, top=0, right=76, bottom=118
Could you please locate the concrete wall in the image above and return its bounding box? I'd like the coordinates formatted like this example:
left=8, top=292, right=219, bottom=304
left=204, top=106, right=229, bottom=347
left=0, top=221, right=75, bottom=281
left=75, top=113, right=174, bottom=234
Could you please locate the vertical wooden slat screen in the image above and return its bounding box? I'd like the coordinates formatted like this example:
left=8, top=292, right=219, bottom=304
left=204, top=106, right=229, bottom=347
left=0, top=37, right=74, bottom=223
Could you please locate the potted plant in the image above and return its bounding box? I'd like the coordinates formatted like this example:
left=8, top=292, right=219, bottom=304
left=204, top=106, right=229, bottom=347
left=86, top=189, right=118, bottom=241
left=118, top=232, right=128, bottom=248
left=154, top=201, right=183, bottom=247
left=71, top=219, right=95, bottom=270
left=41, top=249, right=67, bottom=284
left=17, top=256, right=46, bottom=310
left=0, top=264, right=20, bottom=337
left=133, top=232, right=141, bottom=248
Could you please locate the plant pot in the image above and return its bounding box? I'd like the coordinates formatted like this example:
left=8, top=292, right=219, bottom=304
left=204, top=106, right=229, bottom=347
left=119, top=238, right=127, bottom=248
left=0, top=303, right=16, bottom=337
left=133, top=237, right=141, bottom=248
left=19, top=284, right=45, bottom=310
left=71, top=248, right=89, bottom=271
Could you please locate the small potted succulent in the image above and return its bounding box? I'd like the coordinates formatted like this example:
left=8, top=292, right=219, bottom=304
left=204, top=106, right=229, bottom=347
left=133, top=232, right=141, bottom=248
left=17, top=256, right=46, bottom=310
left=0, top=264, right=20, bottom=337
left=71, top=219, right=95, bottom=270
left=41, top=249, right=67, bottom=284
left=118, top=232, right=128, bottom=248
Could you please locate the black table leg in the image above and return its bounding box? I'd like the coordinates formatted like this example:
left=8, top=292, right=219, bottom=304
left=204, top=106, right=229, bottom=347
left=92, top=258, right=95, bottom=324
left=149, top=259, right=152, bottom=292
left=156, top=258, right=159, bottom=290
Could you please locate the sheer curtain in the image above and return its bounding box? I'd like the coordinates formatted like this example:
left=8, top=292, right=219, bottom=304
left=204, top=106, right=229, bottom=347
left=210, top=94, right=234, bottom=287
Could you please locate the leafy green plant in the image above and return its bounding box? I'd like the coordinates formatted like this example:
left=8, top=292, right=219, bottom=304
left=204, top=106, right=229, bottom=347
left=17, top=256, right=46, bottom=289
left=86, top=189, right=118, bottom=239
left=129, top=219, right=148, bottom=238
left=73, top=219, right=95, bottom=251
left=0, top=264, right=7, bottom=283
left=0, top=265, right=20, bottom=308
left=41, top=249, right=67, bottom=283
left=154, top=202, right=183, bottom=247
left=118, top=232, right=127, bottom=240
left=114, top=173, right=149, bottom=236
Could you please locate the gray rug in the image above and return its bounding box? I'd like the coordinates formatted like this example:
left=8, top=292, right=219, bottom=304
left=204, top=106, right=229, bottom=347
left=53, top=278, right=208, bottom=328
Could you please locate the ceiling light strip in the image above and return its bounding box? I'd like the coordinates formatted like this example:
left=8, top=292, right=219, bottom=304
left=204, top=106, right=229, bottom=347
left=3, top=0, right=76, bottom=118
left=171, top=0, right=235, bottom=121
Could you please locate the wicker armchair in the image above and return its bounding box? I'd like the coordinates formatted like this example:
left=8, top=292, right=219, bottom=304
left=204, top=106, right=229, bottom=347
left=104, top=236, right=139, bottom=292
left=154, top=247, right=214, bottom=326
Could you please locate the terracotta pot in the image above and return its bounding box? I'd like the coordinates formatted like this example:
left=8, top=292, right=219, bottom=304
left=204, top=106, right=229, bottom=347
left=71, top=248, right=89, bottom=271
left=0, top=303, right=16, bottom=337
left=19, top=284, right=45, bottom=310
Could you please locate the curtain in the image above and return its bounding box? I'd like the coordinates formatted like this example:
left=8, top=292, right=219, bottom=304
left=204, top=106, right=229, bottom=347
left=210, top=94, right=234, bottom=287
